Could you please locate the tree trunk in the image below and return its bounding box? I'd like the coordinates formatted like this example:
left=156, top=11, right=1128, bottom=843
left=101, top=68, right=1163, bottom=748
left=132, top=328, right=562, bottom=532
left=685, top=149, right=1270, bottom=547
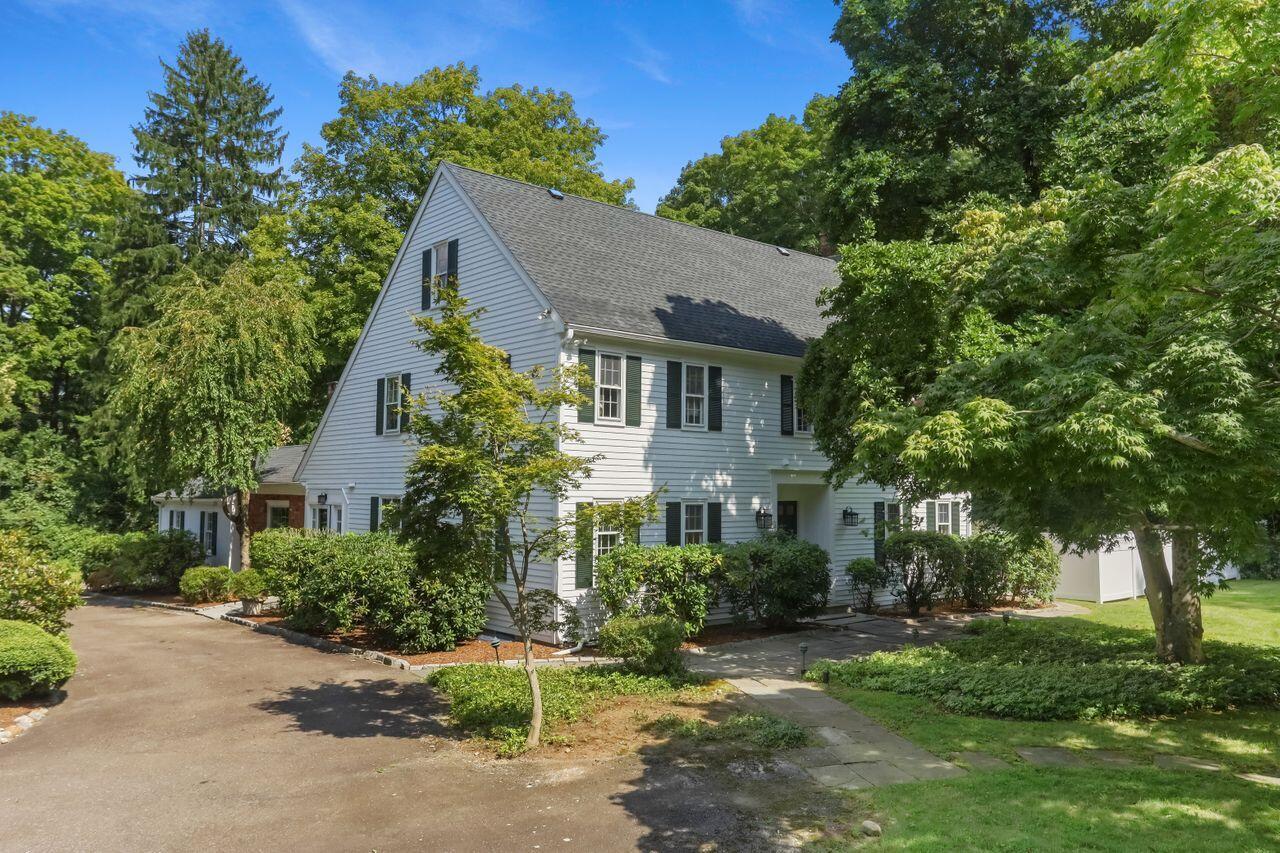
left=223, top=489, right=252, bottom=571
left=523, top=636, right=543, bottom=749
left=1130, top=516, right=1206, bottom=664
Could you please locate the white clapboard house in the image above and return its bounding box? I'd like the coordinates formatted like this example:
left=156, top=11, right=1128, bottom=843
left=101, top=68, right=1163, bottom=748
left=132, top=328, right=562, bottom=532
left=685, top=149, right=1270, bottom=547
left=285, top=163, right=972, bottom=633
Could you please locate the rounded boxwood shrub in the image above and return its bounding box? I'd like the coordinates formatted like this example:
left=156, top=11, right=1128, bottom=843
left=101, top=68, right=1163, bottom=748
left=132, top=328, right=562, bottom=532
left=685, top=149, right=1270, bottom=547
left=178, top=565, right=234, bottom=604
left=716, top=532, right=831, bottom=626
left=229, top=568, right=267, bottom=600
left=846, top=556, right=893, bottom=613
left=595, top=543, right=720, bottom=635
left=883, top=530, right=965, bottom=616
left=598, top=614, right=685, bottom=675
left=0, top=531, right=82, bottom=634
left=0, top=619, right=77, bottom=700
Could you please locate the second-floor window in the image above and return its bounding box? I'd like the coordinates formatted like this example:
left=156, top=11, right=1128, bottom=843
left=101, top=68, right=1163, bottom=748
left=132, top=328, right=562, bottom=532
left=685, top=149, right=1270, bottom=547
left=596, top=517, right=621, bottom=558
left=597, top=353, right=623, bottom=422
left=383, top=373, right=402, bottom=434
left=683, top=364, right=706, bottom=428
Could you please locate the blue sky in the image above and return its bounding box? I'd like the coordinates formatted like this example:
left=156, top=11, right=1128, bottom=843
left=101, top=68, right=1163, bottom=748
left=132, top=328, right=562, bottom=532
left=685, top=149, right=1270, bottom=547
left=3, top=0, right=850, bottom=212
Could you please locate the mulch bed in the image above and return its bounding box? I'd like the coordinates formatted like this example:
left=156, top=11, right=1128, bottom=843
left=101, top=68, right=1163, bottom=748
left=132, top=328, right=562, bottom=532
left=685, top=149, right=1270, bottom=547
left=1, top=701, right=41, bottom=731
left=234, top=610, right=568, bottom=665
left=682, top=622, right=820, bottom=649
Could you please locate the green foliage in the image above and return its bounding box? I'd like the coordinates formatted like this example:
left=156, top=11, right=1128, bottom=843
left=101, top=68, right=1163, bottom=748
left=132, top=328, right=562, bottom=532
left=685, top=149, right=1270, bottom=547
left=957, top=533, right=1010, bottom=610
left=810, top=619, right=1280, bottom=720
left=716, top=532, right=831, bottom=626
left=86, top=530, right=204, bottom=593
left=228, top=567, right=267, bottom=600
left=650, top=711, right=811, bottom=749
left=251, top=529, right=488, bottom=653
left=882, top=531, right=966, bottom=616
left=131, top=29, right=284, bottom=260
left=178, top=565, right=233, bottom=604
left=846, top=556, right=893, bottom=613
left=594, top=543, right=719, bottom=635
left=657, top=103, right=834, bottom=253
left=0, top=619, right=76, bottom=700
left=428, top=663, right=695, bottom=755
left=0, top=531, right=81, bottom=633
left=597, top=615, right=685, bottom=675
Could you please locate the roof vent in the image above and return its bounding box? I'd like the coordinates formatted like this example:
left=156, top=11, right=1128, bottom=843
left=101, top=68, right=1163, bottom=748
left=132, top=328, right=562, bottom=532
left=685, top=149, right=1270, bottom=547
left=776, top=246, right=791, bottom=256
left=547, top=187, right=564, bottom=200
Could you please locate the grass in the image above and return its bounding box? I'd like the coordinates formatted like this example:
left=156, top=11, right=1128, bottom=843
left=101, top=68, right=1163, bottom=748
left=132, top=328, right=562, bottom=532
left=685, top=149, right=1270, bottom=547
left=428, top=663, right=711, bottom=755
left=1064, top=578, right=1280, bottom=647
left=813, top=766, right=1280, bottom=851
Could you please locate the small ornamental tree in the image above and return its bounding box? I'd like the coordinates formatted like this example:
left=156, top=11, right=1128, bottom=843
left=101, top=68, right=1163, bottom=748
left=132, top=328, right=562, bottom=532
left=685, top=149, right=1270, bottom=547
left=400, top=285, right=655, bottom=749
left=106, top=262, right=316, bottom=568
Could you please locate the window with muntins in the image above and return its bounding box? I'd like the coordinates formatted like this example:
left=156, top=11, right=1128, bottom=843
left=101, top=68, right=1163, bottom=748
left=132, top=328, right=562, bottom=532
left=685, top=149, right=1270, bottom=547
left=683, top=364, right=705, bottom=428
left=597, top=353, right=623, bottom=421
left=595, top=519, right=620, bottom=558
left=383, top=373, right=402, bottom=434
left=795, top=403, right=811, bottom=433
left=683, top=502, right=705, bottom=545
left=266, top=503, right=290, bottom=529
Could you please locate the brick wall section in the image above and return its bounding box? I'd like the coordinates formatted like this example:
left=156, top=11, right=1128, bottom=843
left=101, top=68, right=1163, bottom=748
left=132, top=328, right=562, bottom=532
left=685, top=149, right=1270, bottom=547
left=248, top=493, right=305, bottom=533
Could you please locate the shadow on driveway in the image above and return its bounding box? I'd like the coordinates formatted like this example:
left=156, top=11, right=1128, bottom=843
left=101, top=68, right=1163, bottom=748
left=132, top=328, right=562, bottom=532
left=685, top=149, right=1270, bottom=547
left=254, top=677, right=453, bottom=739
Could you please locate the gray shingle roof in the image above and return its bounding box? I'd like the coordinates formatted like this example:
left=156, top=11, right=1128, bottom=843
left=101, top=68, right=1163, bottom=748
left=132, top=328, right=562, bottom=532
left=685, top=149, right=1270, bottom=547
left=445, top=163, right=838, bottom=357
left=152, top=444, right=306, bottom=499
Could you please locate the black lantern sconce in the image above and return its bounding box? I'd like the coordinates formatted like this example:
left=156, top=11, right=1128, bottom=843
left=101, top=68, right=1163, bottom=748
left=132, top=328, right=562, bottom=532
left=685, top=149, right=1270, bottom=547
left=842, top=507, right=861, bottom=526
left=316, top=492, right=328, bottom=506
left=755, top=506, right=773, bottom=530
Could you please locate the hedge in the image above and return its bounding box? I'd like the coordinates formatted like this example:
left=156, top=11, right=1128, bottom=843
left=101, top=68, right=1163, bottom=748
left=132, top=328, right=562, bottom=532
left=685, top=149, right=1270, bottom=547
left=0, top=619, right=77, bottom=700
left=0, top=531, right=82, bottom=634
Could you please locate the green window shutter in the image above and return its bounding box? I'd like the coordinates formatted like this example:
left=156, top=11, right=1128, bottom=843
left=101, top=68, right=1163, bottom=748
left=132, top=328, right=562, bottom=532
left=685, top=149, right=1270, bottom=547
left=447, top=238, right=459, bottom=288
left=707, top=502, right=722, bottom=543
left=780, top=375, right=794, bottom=435
left=574, top=503, right=593, bottom=588
left=665, top=502, right=681, bottom=545
left=625, top=355, right=641, bottom=427
left=951, top=501, right=963, bottom=535
left=421, top=248, right=433, bottom=310
left=708, top=366, right=722, bottom=432
left=926, top=502, right=936, bottom=532
left=375, top=378, right=385, bottom=435
left=666, top=361, right=682, bottom=428
left=370, top=496, right=380, bottom=533
left=873, top=501, right=886, bottom=565
left=399, top=373, right=411, bottom=431
left=578, top=349, right=596, bottom=424
left=209, top=511, right=217, bottom=556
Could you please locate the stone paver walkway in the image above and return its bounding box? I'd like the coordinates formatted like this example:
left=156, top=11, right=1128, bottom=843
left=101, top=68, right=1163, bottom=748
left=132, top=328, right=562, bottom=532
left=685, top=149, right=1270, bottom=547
left=686, top=617, right=969, bottom=789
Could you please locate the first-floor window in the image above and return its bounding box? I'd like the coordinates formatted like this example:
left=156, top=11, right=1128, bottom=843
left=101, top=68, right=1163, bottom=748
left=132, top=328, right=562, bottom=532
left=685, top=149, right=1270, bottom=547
left=682, top=502, right=705, bottom=545
left=311, top=505, right=342, bottom=532
left=378, top=497, right=402, bottom=531
left=199, top=511, right=217, bottom=555
left=168, top=509, right=186, bottom=532
left=597, top=353, right=623, bottom=421
left=595, top=518, right=621, bottom=558
left=266, top=503, right=291, bottom=529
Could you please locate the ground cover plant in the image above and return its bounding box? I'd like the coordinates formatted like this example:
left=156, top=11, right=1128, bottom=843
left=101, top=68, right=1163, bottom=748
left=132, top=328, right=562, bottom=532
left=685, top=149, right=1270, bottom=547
left=650, top=711, right=810, bottom=749
left=428, top=663, right=705, bottom=756
left=0, top=619, right=77, bottom=700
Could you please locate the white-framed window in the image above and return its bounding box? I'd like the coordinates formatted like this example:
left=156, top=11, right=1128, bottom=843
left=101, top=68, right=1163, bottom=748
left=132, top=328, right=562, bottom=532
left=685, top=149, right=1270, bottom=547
left=683, top=363, right=706, bottom=428
left=595, top=518, right=621, bottom=558
left=682, top=502, right=705, bottom=545
left=383, top=372, right=402, bottom=434
left=432, top=239, right=451, bottom=289
left=311, top=504, right=343, bottom=532
left=266, top=501, right=291, bottom=529
left=597, top=353, right=624, bottom=422
left=923, top=500, right=960, bottom=535
left=795, top=403, right=811, bottom=433
left=378, top=497, right=402, bottom=532
left=168, top=509, right=186, bottom=532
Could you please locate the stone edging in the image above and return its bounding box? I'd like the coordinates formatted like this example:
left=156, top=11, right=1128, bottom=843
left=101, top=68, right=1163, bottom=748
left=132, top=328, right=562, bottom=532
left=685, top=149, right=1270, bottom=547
left=0, top=692, right=64, bottom=746
left=218, top=613, right=615, bottom=672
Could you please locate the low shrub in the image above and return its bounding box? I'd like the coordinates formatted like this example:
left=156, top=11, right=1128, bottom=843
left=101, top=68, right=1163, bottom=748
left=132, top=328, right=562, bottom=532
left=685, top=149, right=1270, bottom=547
left=429, top=663, right=695, bottom=755
left=651, top=711, right=810, bottom=749
left=594, top=543, right=720, bottom=635
left=87, top=530, right=204, bottom=593
left=1005, top=536, right=1061, bottom=605
left=716, top=532, right=831, bottom=626
left=251, top=529, right=489, bottom=653
left=809, top=618, right=1280, bottom=720
left=178, top=565, right=233, bottom=604
left=957, top=532, right=1007, bottom=609
left=598, top=614, right=685, bottom=675
left=0, top=619, right=77, bottom=700
left=846, top=556, right=893, bottom=613
left=883, top=530, right=965, bottom=616
left=0, top=531, right=82, bottom=633
left=228, top=568, right=267, bottom=600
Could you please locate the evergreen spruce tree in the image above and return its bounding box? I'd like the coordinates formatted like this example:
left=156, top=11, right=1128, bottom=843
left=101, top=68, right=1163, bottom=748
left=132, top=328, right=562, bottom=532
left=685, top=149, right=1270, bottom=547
left=132, top=29, right=285, bottom=263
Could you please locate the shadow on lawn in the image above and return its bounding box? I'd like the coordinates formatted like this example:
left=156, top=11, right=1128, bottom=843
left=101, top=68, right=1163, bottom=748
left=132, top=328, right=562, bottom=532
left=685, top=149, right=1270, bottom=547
left=254, top=678, right=455, bottom=740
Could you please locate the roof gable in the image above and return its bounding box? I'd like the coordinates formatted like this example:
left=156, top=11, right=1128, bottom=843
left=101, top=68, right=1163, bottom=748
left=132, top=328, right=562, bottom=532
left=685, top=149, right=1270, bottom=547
left=444, top=163, right=837, bottom=357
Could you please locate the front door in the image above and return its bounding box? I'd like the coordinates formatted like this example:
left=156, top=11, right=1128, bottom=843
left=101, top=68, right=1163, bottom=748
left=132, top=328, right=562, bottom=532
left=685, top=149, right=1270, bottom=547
left=777, top=500, right=798, bottom=536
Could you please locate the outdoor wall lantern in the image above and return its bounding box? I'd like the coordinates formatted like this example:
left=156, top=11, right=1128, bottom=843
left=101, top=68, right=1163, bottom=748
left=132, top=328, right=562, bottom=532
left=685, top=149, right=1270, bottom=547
left=316, top=492, right=328, bottom=505
left=755, top=506, right=773, bottom=530
left=842, top=507, right=861, bottom=526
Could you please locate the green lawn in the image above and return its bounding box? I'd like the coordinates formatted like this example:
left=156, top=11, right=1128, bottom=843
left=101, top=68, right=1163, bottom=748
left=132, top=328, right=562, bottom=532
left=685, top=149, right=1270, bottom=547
left=813, top=580, right=1280, bottom=848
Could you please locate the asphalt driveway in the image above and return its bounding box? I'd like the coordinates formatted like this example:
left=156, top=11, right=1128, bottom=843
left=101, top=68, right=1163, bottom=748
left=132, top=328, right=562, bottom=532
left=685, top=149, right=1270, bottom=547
left=0, top=600, right=798, bottom=853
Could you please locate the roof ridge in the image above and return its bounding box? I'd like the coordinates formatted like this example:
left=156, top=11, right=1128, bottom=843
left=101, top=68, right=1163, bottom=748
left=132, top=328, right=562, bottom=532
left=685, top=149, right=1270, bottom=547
left=439, top=160, right=838, bottom=265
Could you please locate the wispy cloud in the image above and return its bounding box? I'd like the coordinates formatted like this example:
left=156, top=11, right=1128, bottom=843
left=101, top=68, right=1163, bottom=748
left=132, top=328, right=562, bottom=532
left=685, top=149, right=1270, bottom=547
left=622, top=30, right=672, bottom=85
left=19, top=0, right=223, bottom=52
left=728, top=0, right=778, bottom=29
